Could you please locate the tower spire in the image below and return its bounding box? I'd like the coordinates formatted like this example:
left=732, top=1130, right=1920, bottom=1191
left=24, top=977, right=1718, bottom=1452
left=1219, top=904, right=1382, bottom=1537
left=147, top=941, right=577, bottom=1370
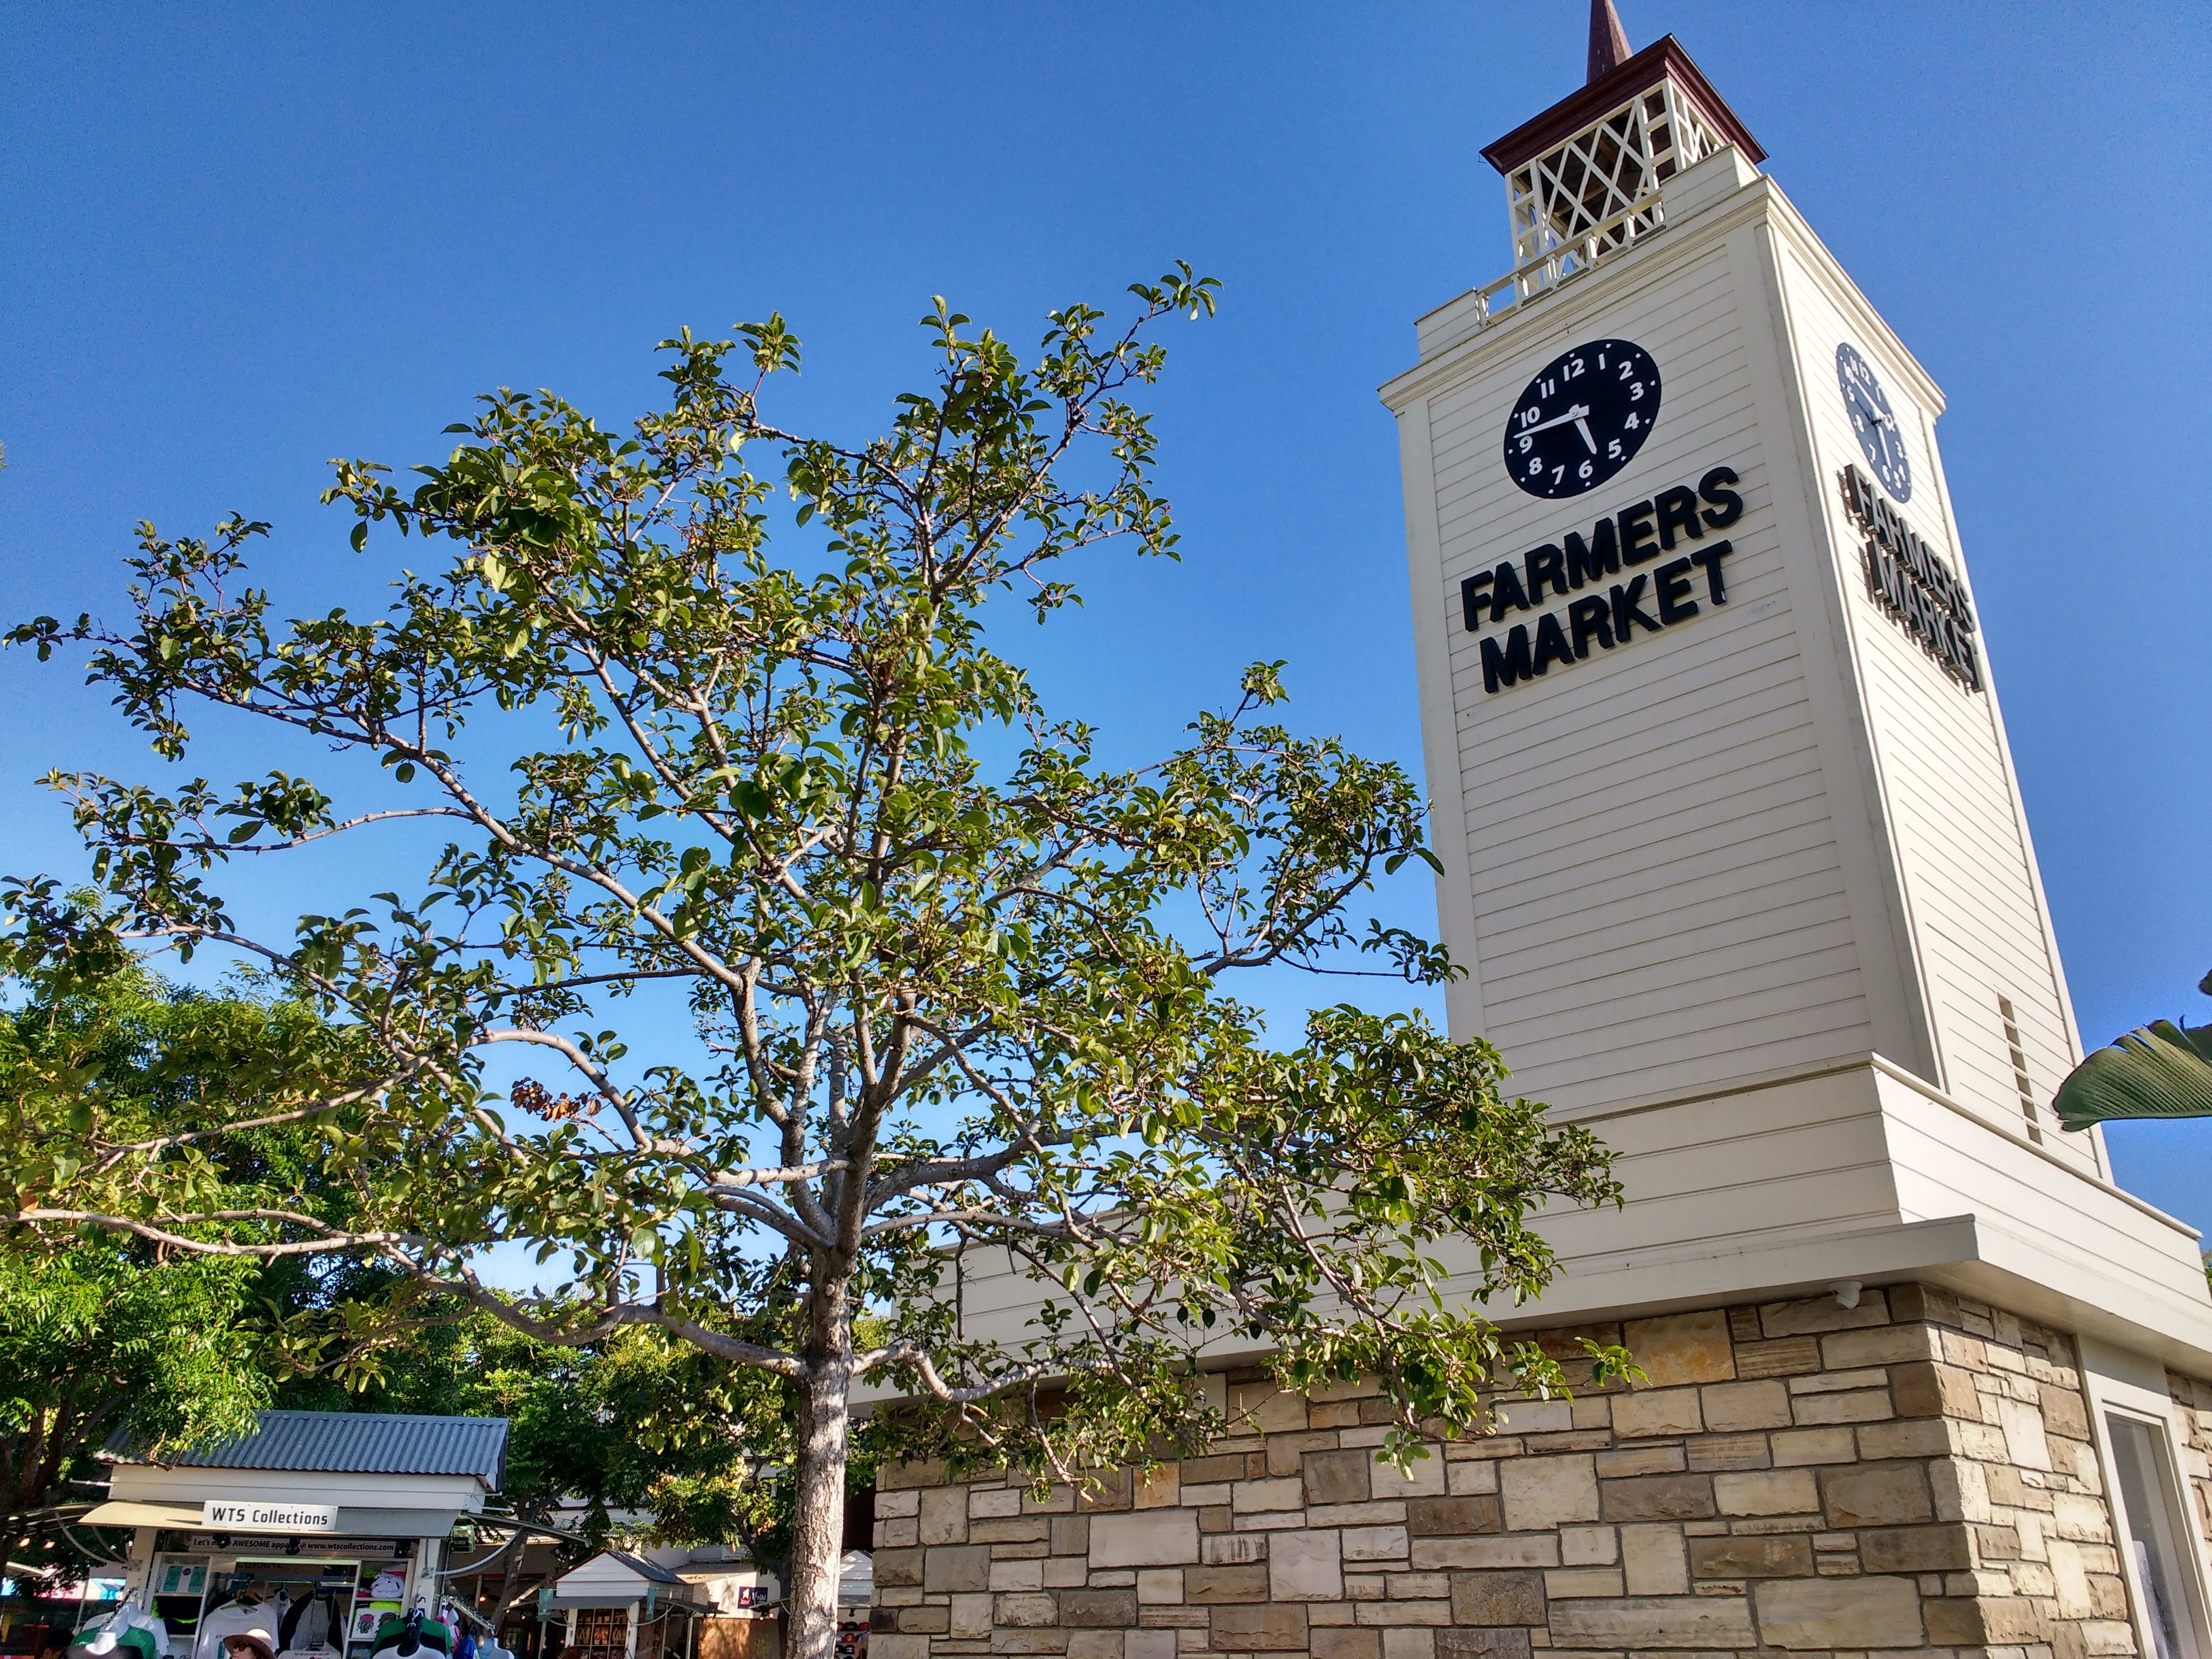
left=1587, top=0, right=1632, bottom=84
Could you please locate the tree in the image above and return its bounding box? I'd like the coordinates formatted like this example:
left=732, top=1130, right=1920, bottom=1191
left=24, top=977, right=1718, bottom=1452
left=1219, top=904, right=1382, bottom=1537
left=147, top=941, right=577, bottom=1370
left=0, top=963, right=340, bottom=1579
left=4, top=271, right=1628, bottom=1659
left=2052, top=969, right=2212, bottom=1132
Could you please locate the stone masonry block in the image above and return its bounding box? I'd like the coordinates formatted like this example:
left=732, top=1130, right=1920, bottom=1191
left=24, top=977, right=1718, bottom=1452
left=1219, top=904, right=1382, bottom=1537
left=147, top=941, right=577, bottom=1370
left=973, top=1488, right=1024, bottom=1519
left=1305, top=1448, right=1372, bottom=1505
left=922, top=1487, right=972, bottom=1544
left=1411, top=1537, right=1560, bottom=1571
left=1500, top=1454, right=1599, bottom=1530
left=1448, top=1569, right=1544, bottom=1626
left=1701, top=1380, right=1790, bottom=1432
left=987, top=1631, right=1068, bottom=1655
left=1599, top=1474, right=1715, bottom=1521
left=994, top=1594, right=1060, bottom=1628
left=1735, top=1337, right=1821, bottom=1379
left=1381, top=1630, right=1435, bottom=1659
left=1061, top=1590, right=1140, bottom=1628
left=879, top=1490, right=923, bottom=1519
left=1546, top=1595, right=1757, bottom=1647
left=1820, top=1323, right=1937, bottom=1368
left=1231, top=1477, right=1306, bottom=1513
left=926, top=1545, right=993, bottom=1593
left=1230, top=1385, right=1311, bottom=1435
left=876, top=1548, right=924, bottom=1588
left=1618, top=1524, right=1688, bottom=1595
left=1089, top=1511, right=1199, bottom=1569
left=1344, top=1526, right=1410, bottom=1562
left=1624, top=1310, right=1737, bottom=1385
left=1687, top=1534, right=1813, bottom=1578
left=1754, top=1573, right=1923, bottom=1648
left=1713, top=1469, right=1819, bottom=1516
left=949, top=1593, right=995, bottom=1638
left=1435, top=1632, right=1531, bottom=1659
left=1209, top=1604, right=1309, bottom=1651
left=1183, top=1565, right=1267, bottom=1604
left=1371, top=1455, right=1449, bottom=1499
left=868, top=1639, right=928, bottom=1659
left=1409, top=1497, right=1502, bottom=1537
left=2041, top=1380, right=2091, bottom=1440
left=894, top=1606, right=949, bottom=1634
left=990, top=1557, right=1044, bottom=1592
left=1758, top=1289, right=1889, bottom=1336
left=1857, top=1523, right=1973, bottom=1573
left=1856, top=1417, right=1956, bottom=1460
left=1790, top=1387, right=1893, bottom=1425
left=1062, top=1633, right=1119, bottom=1659
left=1893, top=1360, right=1982, bottom=1420
left=1200, top=1534, right=1267, bottom=1565
left=1311, top=1630, right=1381, bottom=1659
left=1685, top=1432, right=1771, bottom=1472
left=1612, top=1388, right=1704, bottom=1438
left=1924, top=1595, right=2051, bottom=1645
left=1821, top=1462, right=1932, bottom=1527
left=1268, top=1529, right=1343, bottom=1601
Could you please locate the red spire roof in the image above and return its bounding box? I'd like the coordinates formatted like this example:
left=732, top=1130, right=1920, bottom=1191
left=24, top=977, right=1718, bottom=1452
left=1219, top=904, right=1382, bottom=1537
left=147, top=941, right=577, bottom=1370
left=1588, top=0, right=1632, bottom=85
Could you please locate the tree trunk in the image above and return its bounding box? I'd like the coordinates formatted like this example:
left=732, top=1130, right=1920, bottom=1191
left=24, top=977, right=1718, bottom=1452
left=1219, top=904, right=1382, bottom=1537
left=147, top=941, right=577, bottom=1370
left=784, top=1329, right=853, bottom=1659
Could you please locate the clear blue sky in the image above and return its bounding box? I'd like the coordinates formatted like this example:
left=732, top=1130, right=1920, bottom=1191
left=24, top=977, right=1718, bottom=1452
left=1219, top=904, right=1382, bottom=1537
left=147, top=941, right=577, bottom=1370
left=3, top=4, right=2207, bottom=1233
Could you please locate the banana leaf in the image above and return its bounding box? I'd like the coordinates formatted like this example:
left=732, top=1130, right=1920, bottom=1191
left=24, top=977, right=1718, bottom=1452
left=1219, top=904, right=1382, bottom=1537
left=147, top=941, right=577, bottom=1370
left=2053, top=1018, right=2212, bottom=1132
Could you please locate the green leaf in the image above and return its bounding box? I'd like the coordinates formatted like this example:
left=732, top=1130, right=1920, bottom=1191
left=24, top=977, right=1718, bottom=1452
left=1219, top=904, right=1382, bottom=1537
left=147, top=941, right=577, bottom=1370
left=2052, top=1020, right=2212, bottom=1130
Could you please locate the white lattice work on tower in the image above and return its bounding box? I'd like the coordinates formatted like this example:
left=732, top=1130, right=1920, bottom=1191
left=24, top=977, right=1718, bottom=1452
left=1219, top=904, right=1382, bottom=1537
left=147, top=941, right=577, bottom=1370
left=1505, top=79, right=1727, bottom=271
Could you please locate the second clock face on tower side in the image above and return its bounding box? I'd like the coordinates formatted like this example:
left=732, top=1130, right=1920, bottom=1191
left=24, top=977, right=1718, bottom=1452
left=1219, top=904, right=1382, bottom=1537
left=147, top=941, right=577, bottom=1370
left=1503, top=337, right=1661, bottom=499
left=1836, top=342, right=1911, bottom=502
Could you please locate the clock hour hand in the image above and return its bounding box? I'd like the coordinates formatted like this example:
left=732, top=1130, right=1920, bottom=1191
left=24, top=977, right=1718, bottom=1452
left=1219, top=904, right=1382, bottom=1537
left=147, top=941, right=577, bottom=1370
left=1573, top=416, right=1597, bottom=454
left=1518, top=402, right=1592, bottom=439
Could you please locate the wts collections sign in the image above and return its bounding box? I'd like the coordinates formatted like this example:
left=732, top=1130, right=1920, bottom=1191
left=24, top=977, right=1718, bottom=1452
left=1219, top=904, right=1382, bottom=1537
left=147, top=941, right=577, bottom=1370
left=202, top=1499, right=338, bottom=1532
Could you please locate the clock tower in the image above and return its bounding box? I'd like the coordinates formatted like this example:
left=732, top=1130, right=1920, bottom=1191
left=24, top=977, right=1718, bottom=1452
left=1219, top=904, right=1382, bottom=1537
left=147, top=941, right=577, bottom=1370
left=1380, top=0, right=2212, bottom=1518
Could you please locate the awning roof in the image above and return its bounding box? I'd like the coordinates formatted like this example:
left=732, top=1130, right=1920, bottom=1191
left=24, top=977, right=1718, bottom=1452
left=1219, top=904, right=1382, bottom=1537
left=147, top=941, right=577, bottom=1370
left=103, top=1412, right=508, bottom=1487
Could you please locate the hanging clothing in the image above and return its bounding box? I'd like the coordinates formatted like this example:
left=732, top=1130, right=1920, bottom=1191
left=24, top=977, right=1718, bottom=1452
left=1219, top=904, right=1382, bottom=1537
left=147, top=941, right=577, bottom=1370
left=194, top=1603, right=275, bottom=1659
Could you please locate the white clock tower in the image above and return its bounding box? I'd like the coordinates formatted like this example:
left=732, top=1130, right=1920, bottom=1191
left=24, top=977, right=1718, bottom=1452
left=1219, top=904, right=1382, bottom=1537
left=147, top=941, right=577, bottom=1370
left=1380, top=12, right=2212, bottom=1376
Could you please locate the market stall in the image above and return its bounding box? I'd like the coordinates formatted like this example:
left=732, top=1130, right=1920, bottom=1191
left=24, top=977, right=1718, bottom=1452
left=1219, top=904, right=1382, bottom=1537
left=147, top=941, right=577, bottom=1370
left=76, top=1413, right=511, bottom=1659
left=543, top=1555, right=702, bottom=1659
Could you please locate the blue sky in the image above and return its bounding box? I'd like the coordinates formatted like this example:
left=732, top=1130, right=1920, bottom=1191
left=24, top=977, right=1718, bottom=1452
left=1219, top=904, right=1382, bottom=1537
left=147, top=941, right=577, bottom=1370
left=3, top=3, right=2207, bottom=1236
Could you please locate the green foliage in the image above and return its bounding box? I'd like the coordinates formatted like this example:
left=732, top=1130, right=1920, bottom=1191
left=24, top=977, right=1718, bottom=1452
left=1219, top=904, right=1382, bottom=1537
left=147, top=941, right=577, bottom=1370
left=2053, top=969, right=2212, bottom=1131
left=4, top=270, right=1625, bottom=1654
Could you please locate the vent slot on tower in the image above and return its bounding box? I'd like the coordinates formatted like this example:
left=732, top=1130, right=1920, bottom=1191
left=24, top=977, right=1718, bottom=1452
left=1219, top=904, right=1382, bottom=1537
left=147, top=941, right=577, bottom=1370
left=1998, top=995, right=2043, bottom=1144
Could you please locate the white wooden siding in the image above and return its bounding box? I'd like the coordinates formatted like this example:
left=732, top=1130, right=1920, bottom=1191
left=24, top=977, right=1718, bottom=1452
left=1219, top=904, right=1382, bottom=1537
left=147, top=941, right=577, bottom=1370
left=1775, top=240, right=2092, bottom=1174
left=1418, top=236, right=1874, bottom=1117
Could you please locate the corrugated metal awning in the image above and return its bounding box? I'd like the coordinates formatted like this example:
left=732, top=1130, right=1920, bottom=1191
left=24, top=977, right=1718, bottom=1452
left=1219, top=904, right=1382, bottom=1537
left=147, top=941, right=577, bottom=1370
left=103, top=1412, right=508, bottom=1486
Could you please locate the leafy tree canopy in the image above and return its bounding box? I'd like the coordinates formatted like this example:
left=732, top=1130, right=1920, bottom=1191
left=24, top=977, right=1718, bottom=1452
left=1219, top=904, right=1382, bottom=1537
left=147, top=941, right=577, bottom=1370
left=4, top=270, right=1626, bottom=1659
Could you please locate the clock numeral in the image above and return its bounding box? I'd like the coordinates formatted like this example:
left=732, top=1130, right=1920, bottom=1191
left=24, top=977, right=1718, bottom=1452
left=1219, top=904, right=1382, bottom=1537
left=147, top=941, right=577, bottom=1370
left=1620, top=361, right=1636, bottom=381
left=1565, top=356, right=1583, bottom=378
left=1552, top=465, right=1565, bottom=485
left=1517, top=435, right=1532, bottom=454
left=1624, top=412, right=1640, bottom=430
left=1628, top=381, right=1644, bottom=401
left=1527, top=457, right=1542, bottom=477
left=1578, top=459, right=1594, bottom=481
left=1607, top=439, right=1622, bottom=460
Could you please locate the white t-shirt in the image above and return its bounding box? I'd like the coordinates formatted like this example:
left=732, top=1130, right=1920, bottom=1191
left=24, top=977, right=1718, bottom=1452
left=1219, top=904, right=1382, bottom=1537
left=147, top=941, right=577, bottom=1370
left=192, top=1603, right=274, bottom=1659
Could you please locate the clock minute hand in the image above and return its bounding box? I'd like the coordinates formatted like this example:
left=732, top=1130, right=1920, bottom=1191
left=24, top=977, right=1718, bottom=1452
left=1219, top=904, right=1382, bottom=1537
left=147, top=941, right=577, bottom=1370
left=1519, top=403, right=1592, bottom=438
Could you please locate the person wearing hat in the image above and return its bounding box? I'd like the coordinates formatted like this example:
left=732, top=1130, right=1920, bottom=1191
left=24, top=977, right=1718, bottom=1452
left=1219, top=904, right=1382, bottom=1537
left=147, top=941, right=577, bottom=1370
left=220, top=1623, right=278, bottom=1659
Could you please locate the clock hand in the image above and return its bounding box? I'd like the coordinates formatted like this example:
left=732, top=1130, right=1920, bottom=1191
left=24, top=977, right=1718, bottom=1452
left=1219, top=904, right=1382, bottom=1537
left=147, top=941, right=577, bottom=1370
left=1573, top=416, right=1597, bottom=454
left=1517, top=402, right=1592, bottom=437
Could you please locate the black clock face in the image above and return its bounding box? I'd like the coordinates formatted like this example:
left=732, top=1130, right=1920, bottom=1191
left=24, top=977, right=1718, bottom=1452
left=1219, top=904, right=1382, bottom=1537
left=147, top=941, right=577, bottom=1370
left=1837, top=342, right=1911, bottom=502
left=1502, top=337, right=1661, bottom=499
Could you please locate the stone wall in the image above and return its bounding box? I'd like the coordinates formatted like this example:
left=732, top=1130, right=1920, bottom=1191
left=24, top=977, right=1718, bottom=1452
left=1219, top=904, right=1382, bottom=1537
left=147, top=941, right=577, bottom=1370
left=872, top=1283, right=2209, bottom=1659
